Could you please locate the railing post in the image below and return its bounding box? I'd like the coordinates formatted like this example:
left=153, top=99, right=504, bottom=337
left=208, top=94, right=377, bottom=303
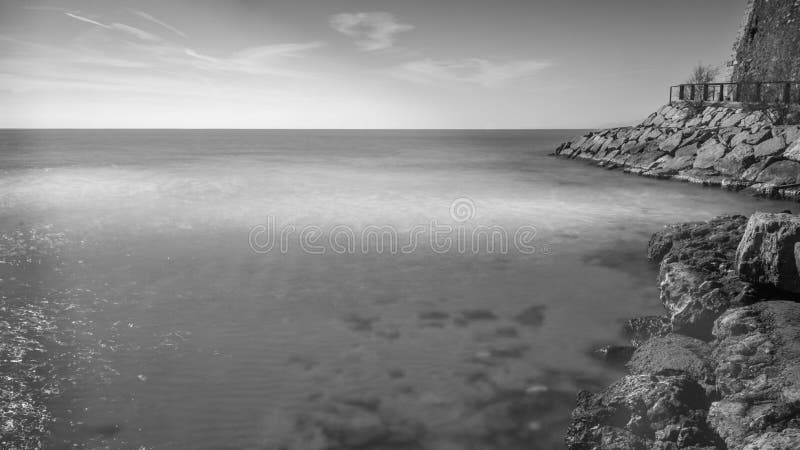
left=785, top=83, right=792, bottom=104
left=703, top=84, right=709, bottom=102
left=718, top=83, right=724, bottom=102
left=690, top=85, right=696, bottom=101
left=679, top=85, right=685, bottom=100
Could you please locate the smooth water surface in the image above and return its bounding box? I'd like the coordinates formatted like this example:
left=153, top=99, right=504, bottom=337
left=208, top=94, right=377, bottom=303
left=0, top=130, right=795, bottom=449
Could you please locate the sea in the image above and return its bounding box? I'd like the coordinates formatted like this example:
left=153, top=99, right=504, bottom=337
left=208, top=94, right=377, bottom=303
left=0, top=129, right=795, bottom=449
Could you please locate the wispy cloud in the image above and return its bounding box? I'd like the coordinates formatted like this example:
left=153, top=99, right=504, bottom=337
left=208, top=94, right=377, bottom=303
left=64, top=12, right=164, bottom=42
left=57, top=10, right=323, bottom=78
left=182, top=42, right=325, bottom=76
left=394, top=58, right=552, bottom=87
left=329, top=12, right=413, bottom=51
left=130, top=10, right=187, bottom=38
left=65, top=12, right=110, bottom=29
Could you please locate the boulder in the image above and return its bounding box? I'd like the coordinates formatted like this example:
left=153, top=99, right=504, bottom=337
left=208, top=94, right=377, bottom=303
left=693, top=141, right=727, bottom=170
left=753, top=136, right=787, bottom=159
left=626, top=334, right=713, bottom=386
left=565, top=374, right=718, bottom=450
left=674, top=143, right=699, bottom=158
left=659, top=132, right=684, bottom=154
left=627, top=147, right=664, bottom=169
left=716, top=143, right=756, bottom=176
left=783, top=137, right=800, bottom=162
left=745, top=129, right=771, bottom=145
left=731, top=129, right=752, bottom=147
left=775, top=125, right=800, bottom=144
left=735, top=212, right=800, bottom=293
left=755, top=160, right=800, bottom=186
left=721, top=113, right=747, bottom=128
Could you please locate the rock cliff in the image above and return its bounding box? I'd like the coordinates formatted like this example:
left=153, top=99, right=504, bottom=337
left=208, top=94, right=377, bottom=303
left=554, top=103, right=800, bottom=201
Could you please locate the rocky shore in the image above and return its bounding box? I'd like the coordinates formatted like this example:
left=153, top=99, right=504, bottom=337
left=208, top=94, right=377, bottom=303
left=565, top=212, right=800, bottom=449
left=554, top=102, right=800, bottom=201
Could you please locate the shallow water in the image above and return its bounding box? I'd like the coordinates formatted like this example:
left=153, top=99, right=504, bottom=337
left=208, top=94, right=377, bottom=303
left=0, top=130, right=795, bottom=449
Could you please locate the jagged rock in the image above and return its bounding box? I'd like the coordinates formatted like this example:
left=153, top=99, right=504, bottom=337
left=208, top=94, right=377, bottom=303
left=693, top=141, right=727, bottom=169
left=753, top=136, right=787, bottom=159
left=626, top=334, right=713, bottom=388
left=658, top=262, right=734, bottom=338
left=708, top=301, right=800, bottom=449
left=565, top=374, right=718, bottom=450
left=735, top=212, right=800, bottom=293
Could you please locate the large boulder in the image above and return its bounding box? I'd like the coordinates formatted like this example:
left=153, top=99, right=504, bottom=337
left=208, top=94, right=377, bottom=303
left=755, top=160, right=800, bottom=186
left=735, top=212, right=800, bottom=293
left=716, top=143, right=756, bottom=176
left=693, top=141, right=728, bottom=170
left=783, top=137, right=800, bottom=162
left=565, top=374, right=719, bottom=449
left=753, top=136, right=787, bottom=159
left=708, top=301, right=800, bottom=449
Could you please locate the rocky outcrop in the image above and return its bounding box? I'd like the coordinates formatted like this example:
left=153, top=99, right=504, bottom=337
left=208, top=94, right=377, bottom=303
left=565, top=214, right=800, bottom=449
left=554, top=103, right=800, bottom=201
left=708, top=301, right=800, bottom=449
left=566, top=374, right=718, bottom=449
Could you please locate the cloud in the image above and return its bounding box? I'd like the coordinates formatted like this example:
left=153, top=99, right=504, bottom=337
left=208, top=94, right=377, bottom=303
left=394, top=58, right=552, bottom=87
left=329, top=12, right=413, bottom=51
left=65, top=12, right=111, bottom=29
left=130, top=10, right=187, bottom=38
left=64, top=12, right=163, bottom=42
left=178, top=42, right=324, bottom=76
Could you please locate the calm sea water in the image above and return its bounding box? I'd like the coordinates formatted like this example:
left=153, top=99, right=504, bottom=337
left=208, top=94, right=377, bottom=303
left=0, top=130, right=795, bottom=449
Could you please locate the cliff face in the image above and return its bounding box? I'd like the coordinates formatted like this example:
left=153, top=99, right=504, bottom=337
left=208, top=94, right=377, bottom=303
left=554, top=103, right=800, bottom=201
left=729, top=0, right=800, bottom=82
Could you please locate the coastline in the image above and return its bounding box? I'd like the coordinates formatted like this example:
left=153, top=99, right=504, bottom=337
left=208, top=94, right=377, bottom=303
left=554, top=102, right=800, bottom=202
left=564, top=213, right=800, bottom=449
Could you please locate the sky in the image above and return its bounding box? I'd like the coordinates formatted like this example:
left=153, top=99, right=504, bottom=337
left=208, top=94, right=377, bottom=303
left=0, top=0, right=748, bottom=129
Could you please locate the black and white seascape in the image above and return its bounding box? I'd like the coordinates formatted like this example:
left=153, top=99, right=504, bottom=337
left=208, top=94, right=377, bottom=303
left=2, top=1, right=800, bottom=449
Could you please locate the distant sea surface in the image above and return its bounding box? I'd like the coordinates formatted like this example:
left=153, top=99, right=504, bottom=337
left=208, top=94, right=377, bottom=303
left=0, top=130, right=795, bottom=449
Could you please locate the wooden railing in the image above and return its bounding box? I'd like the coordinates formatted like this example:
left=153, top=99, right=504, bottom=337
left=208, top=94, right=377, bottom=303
left=670, top=81, right=800, bottom=104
